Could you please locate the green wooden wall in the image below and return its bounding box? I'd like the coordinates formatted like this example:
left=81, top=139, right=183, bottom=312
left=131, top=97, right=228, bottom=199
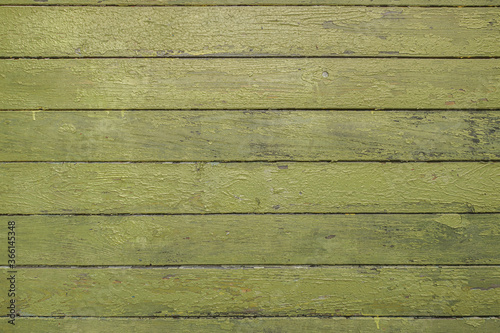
left=0, top=0, right=499, bottom=331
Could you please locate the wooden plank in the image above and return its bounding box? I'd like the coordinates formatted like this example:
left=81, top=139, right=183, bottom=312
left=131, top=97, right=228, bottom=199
left=1, top=110, right=499, bottom=162
left=0, top=0, right=497, bottom=6
left=0, top=59, right=498, bottom=110
left=4, top=214, right=499, bottom=265
left=3, top=317, right=500, bottom=333
left=2, top=7, right=499, bottom=58
left=0, top=162, right=498, bottom=214
left=1, top=267, right=499, bottom=316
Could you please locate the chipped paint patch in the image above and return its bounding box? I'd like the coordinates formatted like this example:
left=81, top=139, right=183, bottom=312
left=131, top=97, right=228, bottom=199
left=465, top=318, right=485, bottom=327
left=435, top=214, right=470, bottom=229
left=58, top=123, right=77, bottom=134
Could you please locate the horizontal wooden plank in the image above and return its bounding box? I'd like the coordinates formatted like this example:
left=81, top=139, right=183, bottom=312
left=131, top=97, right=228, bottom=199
left=0, top=0, right=497, bottom=6
left=1, top=110, right=499, bottom=162
left=4, top=214, right=499, bottom=265
left=2, top=7, right=499, bottom=58
left=1, top=267, right=499, bottom=316
left=0, top=59, right=498, bottom=110
left=0, top=162, right=498, bottom=214
left=3, top=317, right=500, bottom=333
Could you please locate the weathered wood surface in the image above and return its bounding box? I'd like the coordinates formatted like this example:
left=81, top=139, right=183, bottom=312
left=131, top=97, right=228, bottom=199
left=2, top=110, right=499, bottom=162
left=5, top=214, right=499, bottom=265
left=1, top=267, right=499, bottom=316
left=3, top=317, right=500, bottom=333
left=2, top=7, right=499, bottom=58
left=1, top=0, right=498, bottom=328
left=0, top=162, right=498, bottom=214
left=1, top=59, right=498, bottom=110
left=0, top=0, right=497, bottom=6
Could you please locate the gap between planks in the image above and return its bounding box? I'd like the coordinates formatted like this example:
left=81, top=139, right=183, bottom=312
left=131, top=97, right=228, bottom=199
left=2, top=56, right=500, bottom=59
left=1, top=212, right=499, bottom=216
left=1, top=161, right=500, bottom=163
left=2, top=315, right=500, bottom=319
left=1, top=108, right=498, bottom=111
left=1, top=5, right=500, bottom=8
left=4, top=265, right=500, bottom=268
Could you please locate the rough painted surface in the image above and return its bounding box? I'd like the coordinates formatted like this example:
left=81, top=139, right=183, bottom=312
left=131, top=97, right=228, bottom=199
left=0, top=162, right=498, bottom=214
left=3, top=317, right=500, bottom=333
left=1, top=267, right=499, bottom=317
left=1, top=59, right=498, bottom=110
left=4, top=214, right=500, bottom=265
left=0, top=0, right=497, bottom=5
left=1, top=1, right=499, bottom=328
left=1, top=110, right=499, bottom=162
left=2, top=7, right=499, bottom=58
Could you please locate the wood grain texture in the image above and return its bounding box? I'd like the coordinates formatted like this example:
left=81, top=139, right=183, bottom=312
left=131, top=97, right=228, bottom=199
left=4, top=214, right=499, bottom=265
left=1, top=59, right=498, bottom=110
left=1, top=2, right=498, bottom=328
left=2, top=110, right=499, bottom=162
left=2, top=7, right=499, bottom=58
left=3, top=317, right=500, bottom=333
left=1, top=267, right=500, bottom=317
left=0, top=0, right=497, bottom=6
left=0, top=162, right=498, bottom=214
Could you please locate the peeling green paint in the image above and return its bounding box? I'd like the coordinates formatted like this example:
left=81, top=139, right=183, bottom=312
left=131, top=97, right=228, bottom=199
left=0, top=0, right=497, bottom=5
left=1, top=59, right=499, bottom=109
left=2, top=267, right=500, bottom=317
left=1, top=1, right=499, bottom=328
left=2, top=317, right=500, bottom=333
left=1, top=7, right=499, bottom=57
left=435, top=214, right=470, bottom=229
left=1, top=110, right=499, bottom=162
left=5, top=214, right=500, bottom=265
left=1, top=162, right=499, bottom=214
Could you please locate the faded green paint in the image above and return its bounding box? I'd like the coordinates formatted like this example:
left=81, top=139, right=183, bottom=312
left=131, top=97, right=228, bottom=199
left=0, top=0, right=497, bottom=5
left=2, top=7, right=499, bottom=58
left=0, top=59, right=498, bottom=110
left=1, top=0, right=498, bottom=327
left=3, top=317, right=500, bottom=333
left=1, top=110, right=499, bottom=162
left=4, top=214, right=500, bottom=265
left=1, top=267, right=499, bottom=317
left=0, top=162, right=498, bottom=214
